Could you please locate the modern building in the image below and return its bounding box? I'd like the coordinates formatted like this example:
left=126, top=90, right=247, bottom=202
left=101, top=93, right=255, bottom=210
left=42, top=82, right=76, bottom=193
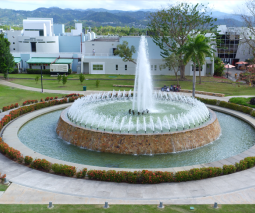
left=5, top=17, right=216, bottom=76
left=216, top=25, right=254, bottom=65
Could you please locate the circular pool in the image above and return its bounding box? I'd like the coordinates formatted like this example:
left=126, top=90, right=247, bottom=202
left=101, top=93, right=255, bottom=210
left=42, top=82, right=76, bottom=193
left=18, top=109, right=255, bottom=168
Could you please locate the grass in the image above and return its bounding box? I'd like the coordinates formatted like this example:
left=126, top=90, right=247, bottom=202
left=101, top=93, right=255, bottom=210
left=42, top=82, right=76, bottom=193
left=229, top=97, right=255, bottom=108
left=6, top=77, right=255, bottom=96
left=0, top=73, right=234, bottom=82
left=0, top=85, right=66, bottom=109
left=0, top=204, right=255, bottom=212
left=0, top=184, right=8, bottom=191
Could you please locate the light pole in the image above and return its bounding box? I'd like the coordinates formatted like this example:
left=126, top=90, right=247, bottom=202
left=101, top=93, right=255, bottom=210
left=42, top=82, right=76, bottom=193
left=227, top=63, right=229, bottom=78
left=41, top=64, right=43, bottom=93
left=192, top=63, right=196, bottom=97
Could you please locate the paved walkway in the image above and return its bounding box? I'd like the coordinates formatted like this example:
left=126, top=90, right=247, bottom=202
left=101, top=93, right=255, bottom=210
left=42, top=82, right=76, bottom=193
left=1, top=79, right=255, bottom=204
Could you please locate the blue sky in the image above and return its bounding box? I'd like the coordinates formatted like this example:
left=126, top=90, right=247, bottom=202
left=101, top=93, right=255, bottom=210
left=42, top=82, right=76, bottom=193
left=1, top=0, right=245, bottom=14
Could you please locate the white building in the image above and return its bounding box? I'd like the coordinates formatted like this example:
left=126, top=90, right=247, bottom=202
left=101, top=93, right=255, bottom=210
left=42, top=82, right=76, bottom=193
left=6, top=17, right=216, bottom=76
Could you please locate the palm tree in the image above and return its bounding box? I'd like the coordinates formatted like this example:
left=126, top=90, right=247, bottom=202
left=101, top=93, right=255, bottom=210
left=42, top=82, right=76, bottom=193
left=182, top=34, right=213, bottom=96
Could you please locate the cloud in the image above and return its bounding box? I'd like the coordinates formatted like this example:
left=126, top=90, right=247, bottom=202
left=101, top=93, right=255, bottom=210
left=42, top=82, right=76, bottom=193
left=0, top=0, right=245, bottom=13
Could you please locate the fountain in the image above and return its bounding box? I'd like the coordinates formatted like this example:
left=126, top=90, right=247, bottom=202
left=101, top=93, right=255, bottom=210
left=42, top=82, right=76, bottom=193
left=56, top=36, right=221, bottom=155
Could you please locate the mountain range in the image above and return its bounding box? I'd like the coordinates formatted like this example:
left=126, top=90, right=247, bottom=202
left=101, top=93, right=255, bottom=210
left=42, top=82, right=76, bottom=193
left=0, top=7, right=246, bottom=27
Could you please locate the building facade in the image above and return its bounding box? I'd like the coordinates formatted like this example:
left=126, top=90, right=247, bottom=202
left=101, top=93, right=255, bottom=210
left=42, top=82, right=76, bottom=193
left=3, top=17, right=216, bottom=76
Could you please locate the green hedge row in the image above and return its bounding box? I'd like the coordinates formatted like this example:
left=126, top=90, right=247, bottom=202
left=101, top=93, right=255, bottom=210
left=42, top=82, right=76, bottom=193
left=196, top=97, right=255, bottom=117
left=26, top=69, right=72, bottom=75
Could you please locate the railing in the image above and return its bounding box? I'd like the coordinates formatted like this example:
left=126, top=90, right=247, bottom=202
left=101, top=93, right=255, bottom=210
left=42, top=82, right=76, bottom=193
left=83, top=53, right=116, bottom=57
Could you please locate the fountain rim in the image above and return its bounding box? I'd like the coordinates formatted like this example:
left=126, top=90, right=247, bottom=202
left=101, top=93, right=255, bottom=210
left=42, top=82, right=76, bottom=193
left=2, top=103, right=255, bottom=172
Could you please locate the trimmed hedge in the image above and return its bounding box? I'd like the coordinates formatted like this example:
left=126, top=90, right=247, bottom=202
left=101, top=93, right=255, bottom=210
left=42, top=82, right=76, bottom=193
left=26, top=69, right=50, bottom=74
left=196, top=97, right=255, bottom=118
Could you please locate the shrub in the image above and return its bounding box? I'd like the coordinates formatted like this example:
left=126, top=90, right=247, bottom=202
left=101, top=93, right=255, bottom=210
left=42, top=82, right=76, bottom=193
left=223, top=165, right=236, bottom=175
left=50, top=97, right=53, bottom=100
left=175, top=171, right=190, bottom=182
left=35, top=76, right=39, bottom=84
left=57, top=74, right=62, bottom=84
left=96, top=79, right=100, bottom=88
left=26, top=69, right=50, bottom=74
left=244, top=157, right=255, bottom=168
left=15, top=103, right=18, bottom=108
left=24, top=156, right=33, bottom=165
left=76, top=168, right=87, bottom=178
left=45, top=97, right=49, bottom=101
left=32, top=159, right=51, bottom=171
left=51, top=163, right=76, bottom=177
left=62, top=74, right=68, bottom=86
left=55, top=96, right=58, bottom=99
left=79, top=73, right=85, bottom=84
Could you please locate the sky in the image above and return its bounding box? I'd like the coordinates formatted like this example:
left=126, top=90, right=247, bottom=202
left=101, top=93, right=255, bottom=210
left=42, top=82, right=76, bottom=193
left=0, top=0, right=246, bottom=14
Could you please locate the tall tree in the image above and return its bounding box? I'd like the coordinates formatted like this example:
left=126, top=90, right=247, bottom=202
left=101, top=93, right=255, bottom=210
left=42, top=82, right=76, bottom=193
left=0, top=34, right=15, bottom=79
left=114, top=41, right=136, bottom=64
left=182, top=34, right=213, bottom=96
left=148, top=2, right=217, bottom=80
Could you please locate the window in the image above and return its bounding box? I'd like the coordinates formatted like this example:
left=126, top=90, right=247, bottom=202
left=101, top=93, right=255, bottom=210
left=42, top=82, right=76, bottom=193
left=13, top=42, right=15, bottom=44
left=169, top=67, right=171, bottom=71
left=47, top=41, right=55, bottom=43
left=116, top=65, right=118, bottom=70
left=125, top=65, right=127, bottom=70
left=13, top=48, right=15, bottom=50
left=151, top=65, right=153, bottom=71
left=92, top=44, right=94, bottom=46
left=192, top=65, right=199, bottom=71
left=93, top=64, right=103, bottom=70
left=154, top=65, right=157, bottom=71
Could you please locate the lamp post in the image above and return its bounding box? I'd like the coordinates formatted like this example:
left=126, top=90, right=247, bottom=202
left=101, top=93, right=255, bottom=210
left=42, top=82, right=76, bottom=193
left=41, top=64, right=43, bottom=93
left=227, top=63, right=229, bottom=78
left=192, top=62, right=196, bottom=97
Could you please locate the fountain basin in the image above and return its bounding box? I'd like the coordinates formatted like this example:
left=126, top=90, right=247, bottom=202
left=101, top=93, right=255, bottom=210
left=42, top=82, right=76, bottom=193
left=56, top=107, right=221, bottom=155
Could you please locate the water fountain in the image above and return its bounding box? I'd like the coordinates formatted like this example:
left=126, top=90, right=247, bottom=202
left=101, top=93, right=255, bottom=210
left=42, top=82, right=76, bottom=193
left=56, top=36, right=221, bottom=155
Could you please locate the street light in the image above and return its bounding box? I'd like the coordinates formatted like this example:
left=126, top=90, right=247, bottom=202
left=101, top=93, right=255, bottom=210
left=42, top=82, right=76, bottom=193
left=227, top=63, right=229, bottom=78
left=41, top=64, right=43, bottom=93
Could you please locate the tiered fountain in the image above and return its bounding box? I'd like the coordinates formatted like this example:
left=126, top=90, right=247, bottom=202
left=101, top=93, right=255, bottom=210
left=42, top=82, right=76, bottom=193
left=56, top=36, right=221, bottom=155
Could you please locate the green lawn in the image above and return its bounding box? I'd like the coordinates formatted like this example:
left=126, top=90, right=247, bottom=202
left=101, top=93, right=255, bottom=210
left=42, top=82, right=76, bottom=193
left=6, top=77, right=255, bottom=96
left=229, top=97, right=255, bottom=108
left=0, top=184, right=8, bottom=191
left=0, top=204, right=255, bottom=212
left=0, top=85, right=66, bottom=109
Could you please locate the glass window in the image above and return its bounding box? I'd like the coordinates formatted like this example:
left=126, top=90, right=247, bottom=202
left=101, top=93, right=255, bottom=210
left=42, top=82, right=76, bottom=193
left=93, top=64, right=103, bottom=70
left=125, top=65, right=127, bottom=70
left=192, top=65, right=199, bottom=71
left=151, top=65, right=153, bottom=71
left=154, top=65, right=157, bottom=71
left=116, top=65, right=118, bottom=70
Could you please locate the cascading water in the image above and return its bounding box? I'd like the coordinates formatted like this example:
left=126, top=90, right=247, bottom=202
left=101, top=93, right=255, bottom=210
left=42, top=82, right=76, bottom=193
left=132, top=36, right=154, bottom=112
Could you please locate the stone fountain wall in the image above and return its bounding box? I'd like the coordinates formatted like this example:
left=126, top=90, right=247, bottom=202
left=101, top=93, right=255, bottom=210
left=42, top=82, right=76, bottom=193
left=56, top=108, right=221, bottom=155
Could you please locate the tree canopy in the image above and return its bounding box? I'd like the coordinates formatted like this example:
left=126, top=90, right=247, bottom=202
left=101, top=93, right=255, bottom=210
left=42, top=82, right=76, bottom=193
left=114, top=41, right=136, bottom=64
left=148, top=2, right=217, bottom=79
left=0, top=33, right=15, bottom=78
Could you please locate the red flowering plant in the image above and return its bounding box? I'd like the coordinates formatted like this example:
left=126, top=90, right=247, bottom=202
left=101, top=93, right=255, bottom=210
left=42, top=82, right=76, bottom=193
left=55, top=96, right=58, bottom=99
left=50, top=97, right=53, bottom=100
left=76, top=168, right=87, bottom=178
left=14, top=103, right=19, bottom=108
left=32, top=159, right=51, bottom=172
left=24, top=156, right=33, bottom=165
left=45, top=97, right=49, bottom=101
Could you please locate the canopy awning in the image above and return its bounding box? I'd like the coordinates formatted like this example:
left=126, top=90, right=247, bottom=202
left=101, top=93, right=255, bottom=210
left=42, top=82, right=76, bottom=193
left=14, top=57, right=21, bottom=63
left=55, top=59, right=73, bottom=64
left=26, top=58, right=74, bottom=64
left=27, top=57, right=56, bottom=64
